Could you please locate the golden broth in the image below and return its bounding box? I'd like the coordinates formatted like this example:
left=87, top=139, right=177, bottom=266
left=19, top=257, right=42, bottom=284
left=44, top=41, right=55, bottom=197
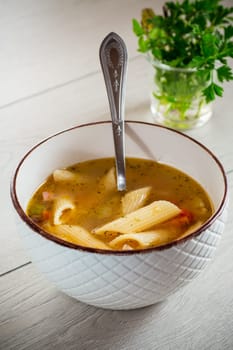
left=26, top=157, right=213, bottom=250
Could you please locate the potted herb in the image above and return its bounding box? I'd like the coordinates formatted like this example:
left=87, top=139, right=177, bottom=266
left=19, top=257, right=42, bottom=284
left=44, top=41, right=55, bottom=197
left=133, top=0, right=233, bottom=130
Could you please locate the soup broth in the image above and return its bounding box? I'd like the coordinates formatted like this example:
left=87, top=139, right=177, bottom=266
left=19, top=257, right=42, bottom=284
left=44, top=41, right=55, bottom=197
left=27, top=157, right=213, bottom=250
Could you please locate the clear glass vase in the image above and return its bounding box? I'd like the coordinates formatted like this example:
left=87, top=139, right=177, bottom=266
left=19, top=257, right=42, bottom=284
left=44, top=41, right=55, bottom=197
left=149, top=59, right=213, bottom=130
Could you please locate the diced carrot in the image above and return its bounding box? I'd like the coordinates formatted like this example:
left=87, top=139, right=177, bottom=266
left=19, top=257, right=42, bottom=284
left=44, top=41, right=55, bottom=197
left=42, top=210, right=51, bottom=220
left=168, top=209, right=193, bottom=228
left=180, top=209, right=194, bottom=223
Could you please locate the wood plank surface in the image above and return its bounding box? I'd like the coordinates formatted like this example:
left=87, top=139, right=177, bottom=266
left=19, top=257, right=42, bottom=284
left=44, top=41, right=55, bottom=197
left=1, top=169, right=233, bottom=350
left=1, top=56, right=232, bottom=275
left=1, top=0, right=233, bottom=348
left=1, top=0, right=231, bottom=107
left=0, top=0, right=161, bottom=107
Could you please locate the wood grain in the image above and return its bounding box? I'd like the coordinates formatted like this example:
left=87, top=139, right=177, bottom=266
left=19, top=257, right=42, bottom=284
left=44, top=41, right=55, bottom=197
left=1, top=0, right=233, bottom=348
left=1, top=56, right=233, bottom=275
left=1, top=175, right=233, bottom=350
left=0, top=0, right=163, bottom=107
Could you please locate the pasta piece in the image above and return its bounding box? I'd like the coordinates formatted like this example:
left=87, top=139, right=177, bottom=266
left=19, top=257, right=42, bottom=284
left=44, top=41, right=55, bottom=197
left=53, top=169, right=77, bottom=182
left=46, top=224, right=110, bottom=250
left=53, top=197, right=75, bottom=225
left=93, top=200, right=181, bottom=235
left=122, top=186, right=151, bottom=215
left=109, top=231, right=163, bottom=249
left=122, top=244, right=133, bottom=250
left=109, top=221, right=202, bottom=249
left=98, top=167, right=116, bottom=192
left=53, top=169, right=91, bottom=184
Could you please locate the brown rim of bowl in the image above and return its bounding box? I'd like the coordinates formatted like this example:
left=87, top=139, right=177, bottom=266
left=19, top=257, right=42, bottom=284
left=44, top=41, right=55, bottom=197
left=10, top=120, right=228, bottom=255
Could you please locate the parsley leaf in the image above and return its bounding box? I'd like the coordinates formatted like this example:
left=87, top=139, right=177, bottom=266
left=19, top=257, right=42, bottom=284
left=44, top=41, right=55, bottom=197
left=217, top=65, right=233, bottom=82
left=133, top=0, right=233, bottom=103
left=132, top=19, right=144, bottom=37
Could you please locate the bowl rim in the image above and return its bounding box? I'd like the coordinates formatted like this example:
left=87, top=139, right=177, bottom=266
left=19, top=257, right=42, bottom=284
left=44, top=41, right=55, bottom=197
left=10, top=120, right=228, bottom=255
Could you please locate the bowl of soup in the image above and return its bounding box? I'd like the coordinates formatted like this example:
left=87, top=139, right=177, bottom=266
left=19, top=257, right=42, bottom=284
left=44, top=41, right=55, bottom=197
left=11, top=121, right=228, bottom=310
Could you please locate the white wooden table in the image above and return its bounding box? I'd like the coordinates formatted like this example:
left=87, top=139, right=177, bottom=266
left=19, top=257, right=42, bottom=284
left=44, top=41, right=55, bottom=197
left=1, top=1, right=232, bottom=349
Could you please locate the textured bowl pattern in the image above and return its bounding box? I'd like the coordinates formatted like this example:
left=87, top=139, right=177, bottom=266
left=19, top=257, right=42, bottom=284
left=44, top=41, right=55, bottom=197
left=19, top=206, right=227, bottom=310
left=12, top=122, right=228, bottom=310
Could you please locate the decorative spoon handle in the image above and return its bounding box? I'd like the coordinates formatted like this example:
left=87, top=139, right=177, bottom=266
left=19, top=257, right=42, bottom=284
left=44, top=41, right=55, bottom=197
left=99, top=32, right=128, bottom=191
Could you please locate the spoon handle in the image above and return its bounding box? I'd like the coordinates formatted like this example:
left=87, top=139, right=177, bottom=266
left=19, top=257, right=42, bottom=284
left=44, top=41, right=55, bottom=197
left=99, top=32, right=128, bottom=191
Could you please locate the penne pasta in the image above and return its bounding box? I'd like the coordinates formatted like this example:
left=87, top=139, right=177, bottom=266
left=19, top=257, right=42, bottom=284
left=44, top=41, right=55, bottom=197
left=121, top=186, right=151, bottom=215
left=53, top=197, right=75, bottom=225
left=122, top=244, right=133, bottom=250
left=109, top=222, right=201, bottom=249
left=93, top=200, right=181, bottom=235
left=98, top=167, right=116, bottom=192
left=46, top=224, right=110, bottom=250
left=109, top=232, right=161, bottom=249
left=27, top=157, right=213, bottom=251
left=53, top=169, right=91, bottom=184
left=53, top=169, right=77, bottom=182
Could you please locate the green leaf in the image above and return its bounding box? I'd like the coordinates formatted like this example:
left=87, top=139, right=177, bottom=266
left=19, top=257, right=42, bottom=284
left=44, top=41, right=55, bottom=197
left=188, top=56, right=206, bottom=68
left=219, top=57, right=227, bottom=64
left=193, top=14, right=206, bottom=30
left=224, top=25, right=233, bottom=40
left=132, top=0, right=233, bottom=103
left=138, top=36, right=149, bottom=53
left=213, top=83, right=223, bottom=97
left=196, top=0, right=220, bottom=12
left=196, top=69, right=211, bottom=81
left=148, top=27, right=165, bottom=40
left=201, top=33, right=217, bottom=58
left=152, top=47, right=162, bottom=60
left=203, top=82, right=224, bottom=102
left=132, top=19, right=144, bottom=36
left=217, top=65, right=233, bottom=82
left=203, top=83, right=215, bottom=103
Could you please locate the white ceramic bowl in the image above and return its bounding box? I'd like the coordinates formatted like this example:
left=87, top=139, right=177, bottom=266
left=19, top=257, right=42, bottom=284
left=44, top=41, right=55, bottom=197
left=11, top=121, right=228, bottom=310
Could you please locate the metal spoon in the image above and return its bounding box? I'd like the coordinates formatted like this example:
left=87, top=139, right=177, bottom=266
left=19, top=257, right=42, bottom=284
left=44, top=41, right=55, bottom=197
left=99, top=32, right=128, bottom=191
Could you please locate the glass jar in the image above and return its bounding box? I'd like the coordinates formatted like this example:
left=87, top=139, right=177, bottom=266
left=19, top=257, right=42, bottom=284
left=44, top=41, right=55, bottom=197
left=149, top=58, right=212, bottom=130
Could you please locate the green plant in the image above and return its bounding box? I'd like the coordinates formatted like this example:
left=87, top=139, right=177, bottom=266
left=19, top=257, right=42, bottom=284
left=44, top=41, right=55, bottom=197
left=132, top=0, right=233, bottom=129
left=133, top=0, right=233, bottom=103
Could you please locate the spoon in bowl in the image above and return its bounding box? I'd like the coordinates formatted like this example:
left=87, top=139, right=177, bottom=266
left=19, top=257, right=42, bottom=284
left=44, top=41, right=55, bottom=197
left=99, top=32, right=128, bottom=191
